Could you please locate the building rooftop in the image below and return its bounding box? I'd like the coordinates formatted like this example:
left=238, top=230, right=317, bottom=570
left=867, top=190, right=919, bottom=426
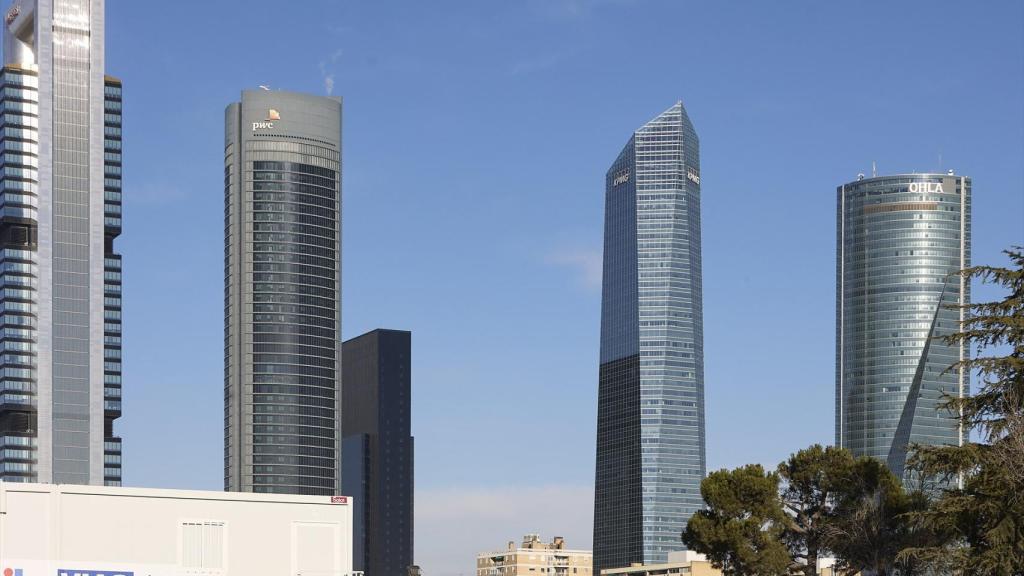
left=478, top=534, right=592, bottom=557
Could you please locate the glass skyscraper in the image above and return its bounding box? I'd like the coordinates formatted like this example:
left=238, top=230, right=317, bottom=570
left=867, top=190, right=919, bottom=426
left=594, top=101, right=706, bottom=571
left=0, top=0, right=123, bottom=486
left=837, top=172, right=969, bottom=481
left=224, top=89, right=342, bottom=495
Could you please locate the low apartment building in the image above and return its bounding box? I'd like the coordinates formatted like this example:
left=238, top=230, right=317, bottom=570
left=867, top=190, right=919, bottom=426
left=600, top=553, right=846, bottom=576
left=478, top=534, right=593, bottom=576
left=600, top=552, right=718, bottom=576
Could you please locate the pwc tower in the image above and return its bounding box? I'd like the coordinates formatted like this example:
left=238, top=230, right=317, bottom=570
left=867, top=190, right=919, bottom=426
left=224, top=90, right=342, bottom=495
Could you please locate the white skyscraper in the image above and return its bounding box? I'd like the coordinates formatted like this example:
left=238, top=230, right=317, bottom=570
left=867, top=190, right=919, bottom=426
left=0, top=0, right=123, bottom=485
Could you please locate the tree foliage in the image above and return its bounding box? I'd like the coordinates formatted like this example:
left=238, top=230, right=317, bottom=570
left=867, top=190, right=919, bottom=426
left=824, top=457, right=938, bottom=576
left=686, top=449, right=932, bottom=576
left=685, top=248, right=1024, bottom=575
left=776, top=445, right=855, bottom=575
left=905, top=247, right=1024, bottom=575
left=682, top=464, right=791, bottom=576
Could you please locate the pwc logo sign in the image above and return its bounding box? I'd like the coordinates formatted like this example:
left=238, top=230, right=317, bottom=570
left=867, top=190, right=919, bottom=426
left=57, top=571, right=134, bottom=576
left=252, top=109, right=281, bottom=131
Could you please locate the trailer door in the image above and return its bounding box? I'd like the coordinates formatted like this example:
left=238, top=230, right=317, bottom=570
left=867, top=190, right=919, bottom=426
left=291, top=522, right=342, bottom=576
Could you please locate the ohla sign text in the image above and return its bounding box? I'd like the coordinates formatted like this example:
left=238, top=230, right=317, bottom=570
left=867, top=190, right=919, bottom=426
left=908, top=182, right=944, bottom=193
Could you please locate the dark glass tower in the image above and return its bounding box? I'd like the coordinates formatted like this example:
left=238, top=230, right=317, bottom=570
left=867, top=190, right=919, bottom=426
left=0, top=0, right=123, bottom=486
left=594, top=102, right=706, bottom=570
left=341, top=329, right=415, bottom=576
left=837, top=172, right=970, bottom=481
left=224, top=89, right=343, bottom=495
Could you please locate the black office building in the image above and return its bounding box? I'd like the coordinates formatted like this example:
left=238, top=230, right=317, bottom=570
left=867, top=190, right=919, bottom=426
left=342, top=329, right=415, bottom=576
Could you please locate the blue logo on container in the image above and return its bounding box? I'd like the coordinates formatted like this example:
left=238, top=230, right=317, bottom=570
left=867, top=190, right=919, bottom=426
left=58, top=571, right=134, bottom=576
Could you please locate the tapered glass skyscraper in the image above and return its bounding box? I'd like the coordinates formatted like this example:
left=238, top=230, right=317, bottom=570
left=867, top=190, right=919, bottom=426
left=594, top=102, right=706, bottom=571
left=837, top=172, right=969, bottom=480
left=0, top=0, right=123, bottom=486
left=224, top=89, right=342, bottom=495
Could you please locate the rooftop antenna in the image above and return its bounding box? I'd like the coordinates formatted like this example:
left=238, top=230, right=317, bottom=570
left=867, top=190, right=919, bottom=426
left=871, top=161, right=877, bottom=178
left=938, top=150, right=943, bottom=171
left=258, top=85, right=271, bottom=91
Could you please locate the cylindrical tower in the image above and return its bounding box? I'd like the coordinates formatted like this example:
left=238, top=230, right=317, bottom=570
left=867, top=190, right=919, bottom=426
left=836, top=172, right=970, bottom=480
left=224, top=90, right=342, bottom=495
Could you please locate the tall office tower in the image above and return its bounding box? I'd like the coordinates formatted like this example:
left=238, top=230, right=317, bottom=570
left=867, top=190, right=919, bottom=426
left=224, top=90, right=342, bottom=495
left=341, top=329, right=415, bottom=576
left=0, top=0, right=123, bottom=486
left=594, top=102, right=705, bottom=570
left=837, top=172, right=970, bottom=480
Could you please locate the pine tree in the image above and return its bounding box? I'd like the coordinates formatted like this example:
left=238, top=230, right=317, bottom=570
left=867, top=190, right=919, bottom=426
left=905, top=248, right=1024, bottom=574
left=777, top=445, right=855, bottom=576
left=683, top=464, right=792, bottom=576
left=825, top=457, right=935, bottom=576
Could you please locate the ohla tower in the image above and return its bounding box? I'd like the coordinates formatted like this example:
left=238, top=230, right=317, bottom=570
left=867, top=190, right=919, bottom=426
left=836, top=172, right=970, bottom=481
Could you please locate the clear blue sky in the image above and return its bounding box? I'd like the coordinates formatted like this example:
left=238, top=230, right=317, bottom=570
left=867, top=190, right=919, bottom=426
left=106, top=0, right=1022, bottom=572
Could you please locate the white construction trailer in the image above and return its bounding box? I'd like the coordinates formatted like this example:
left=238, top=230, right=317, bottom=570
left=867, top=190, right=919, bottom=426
left=0, top=482, right=355, bottom=576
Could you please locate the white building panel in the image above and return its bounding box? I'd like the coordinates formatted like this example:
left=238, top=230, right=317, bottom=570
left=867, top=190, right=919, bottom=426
left=0, top=483, right=354, bottom=576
